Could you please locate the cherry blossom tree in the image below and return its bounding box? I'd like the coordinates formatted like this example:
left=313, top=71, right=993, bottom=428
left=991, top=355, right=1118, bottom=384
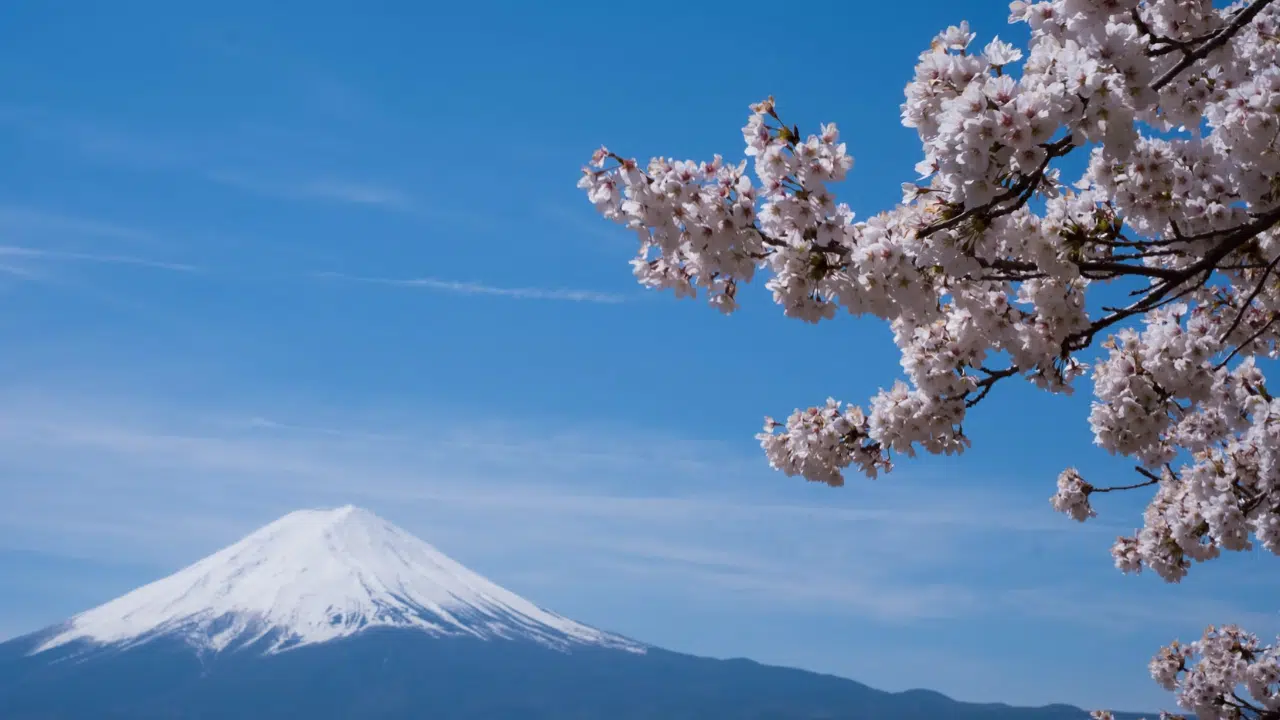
left=579, top=1, right=1280, bottom=717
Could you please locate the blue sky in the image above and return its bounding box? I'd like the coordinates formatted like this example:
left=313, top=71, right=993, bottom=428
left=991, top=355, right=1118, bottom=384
left=0, top=0, right=1276, bottom=713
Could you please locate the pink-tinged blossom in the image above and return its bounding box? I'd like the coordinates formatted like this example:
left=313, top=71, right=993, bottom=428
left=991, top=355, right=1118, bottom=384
left=580, top=1, right=1280, bottom=716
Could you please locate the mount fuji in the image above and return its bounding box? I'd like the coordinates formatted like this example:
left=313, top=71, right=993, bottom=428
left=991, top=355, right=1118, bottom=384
left=0, top=506, right=1148, bottom=719
left=31, top=505, right=641, bottom=657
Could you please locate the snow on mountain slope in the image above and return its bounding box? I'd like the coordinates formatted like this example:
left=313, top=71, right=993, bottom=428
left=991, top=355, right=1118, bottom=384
left=34, top=505, right=643, bottom=656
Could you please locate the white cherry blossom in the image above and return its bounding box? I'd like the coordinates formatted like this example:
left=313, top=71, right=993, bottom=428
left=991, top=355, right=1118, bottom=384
left=580, top=2, right=1280, bottom=716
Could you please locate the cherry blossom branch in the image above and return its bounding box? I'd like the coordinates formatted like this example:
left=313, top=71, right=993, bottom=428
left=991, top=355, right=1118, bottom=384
left=1151, top=0, right=1278, bottom=90
left=916, top=135, right=1075, bottom=239
left=580, top=7, right=1280, bottom=713
left=1218, top=251, right=1280, bottom=344
left=1089, top=466, right=1165, bottom=494
left=1131, top=8, right=1218, bottom=58
left=1216, top=312, right=1279, bottom=369
left=965, top=365, right=1019, bottom=408
left=1062, top=205, right=1280, bottom=354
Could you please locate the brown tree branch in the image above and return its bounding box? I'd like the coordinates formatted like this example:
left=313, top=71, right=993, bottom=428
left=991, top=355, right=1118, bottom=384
left=1218, top=252, right=1280, bottom=344
left=1151, top=0, right=1277, bottom=90
left=1061, top=205, right=1280, bottom=353
left=916, top=136, right=1076, bottom=239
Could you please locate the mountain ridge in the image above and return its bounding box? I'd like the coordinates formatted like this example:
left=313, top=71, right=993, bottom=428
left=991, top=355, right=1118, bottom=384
left=33, top=505, right=640, bottom=656
left=1, top=629, right=1153, bottom=720
left=0, top=506, right=1157, bottom=719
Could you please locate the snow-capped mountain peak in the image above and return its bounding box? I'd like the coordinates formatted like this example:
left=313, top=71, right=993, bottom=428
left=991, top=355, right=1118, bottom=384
left=34, top=505, right=642, bottom=655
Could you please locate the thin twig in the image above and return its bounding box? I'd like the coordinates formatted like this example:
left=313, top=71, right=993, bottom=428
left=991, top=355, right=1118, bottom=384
left=1216, top=313, right=1279, bottom=369
left=917, top=136, right=1075, bottom=239
left=1151, top=0, right=1277, bottom=90
left=1219, top=252, right=1280, bottom=343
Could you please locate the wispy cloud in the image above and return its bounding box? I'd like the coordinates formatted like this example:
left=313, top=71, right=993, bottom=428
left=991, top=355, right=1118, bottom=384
left=206, top=173, right=416, bottom=211
left=1003, top=586, right=1280, bottom=636
left=315, top=271, right=627, bottom=304
left=0, top=206, right=155, bottom=245
left=0, top=246, right=198, bottom=273
left=0, top=207, right=194, bottom=288
left=235, top=416, right=402, bottom=442
left=0, top=391, right=1190, bottom=626
left=1, top=110, right=417, bottom=215
left=0, top=263, right=46, bottom=279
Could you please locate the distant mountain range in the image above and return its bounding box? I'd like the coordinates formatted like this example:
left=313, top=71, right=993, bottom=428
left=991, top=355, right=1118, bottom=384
left=0, top=506, right=1153, bottom=719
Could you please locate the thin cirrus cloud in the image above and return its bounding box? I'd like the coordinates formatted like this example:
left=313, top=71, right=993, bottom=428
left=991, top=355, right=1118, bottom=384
left=204, top=172, right=417, bottom=212
left=315, top=271, right=628, bottom=304
left=0, top=246, right=198, bottom=273
left=0, top=206, right=156, bottom=244
left=0, top=397, right=1005, bottom=625
left=0, top=110, right=418, bottom=215
left=0, top=390, right=1267, bottom=640
left=0, top=206, right=194, bottom=275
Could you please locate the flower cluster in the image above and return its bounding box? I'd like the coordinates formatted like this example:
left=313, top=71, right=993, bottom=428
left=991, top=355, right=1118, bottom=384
left=757, top=399, right=890, bottom=487
left=580, top=0, right=1280, bottom=715
left=1050, top=467, right=1096, bottom=522
left=1144, top=625, right=1280, bottom=720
